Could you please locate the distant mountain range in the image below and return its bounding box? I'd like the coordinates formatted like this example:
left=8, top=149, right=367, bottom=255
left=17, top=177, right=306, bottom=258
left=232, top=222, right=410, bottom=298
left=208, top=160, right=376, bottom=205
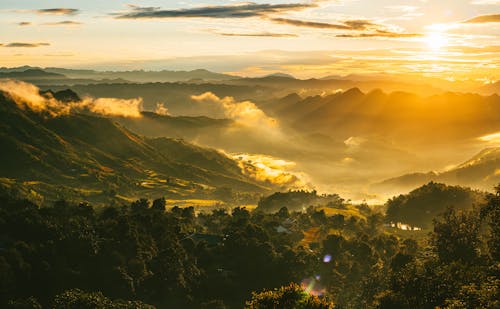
left=0, top=66, right=236, bottom=84
left=268, top=88, right=500, bottom=145
left=1, top=67, right=497, bottom=96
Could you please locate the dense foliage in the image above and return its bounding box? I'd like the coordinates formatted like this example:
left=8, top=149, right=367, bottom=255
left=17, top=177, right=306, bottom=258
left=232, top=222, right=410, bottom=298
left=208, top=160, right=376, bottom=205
left=257, top=190, right=345, bottom=213
left=385, top=182, right=484, bottom=228
left=0, top=185, right=498, bottom=308
left=246, top=283, right=333, bottom=309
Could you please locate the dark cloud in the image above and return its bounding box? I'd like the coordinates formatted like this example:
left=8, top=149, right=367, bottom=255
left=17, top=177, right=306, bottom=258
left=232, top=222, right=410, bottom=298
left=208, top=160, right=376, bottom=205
left=271, top=18, right=375, bottom=30
left=114, top=3, right=316, bottom=19
left=18, top=22, right=32, bottom=26
left=464, top=14, right=500, bottom=23
left=336, top=30, right=421, bottom=38
left=42, top=21, right=82, bottom=26
left=35, top=8, right=79, bottom=15
left=3, top=42, right=50, bottom=48
left=217, top=32, right=297, bottom=37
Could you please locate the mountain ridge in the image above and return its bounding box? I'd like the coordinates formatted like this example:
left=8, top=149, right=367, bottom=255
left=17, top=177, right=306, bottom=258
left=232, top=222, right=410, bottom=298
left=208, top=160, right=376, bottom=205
left=0, top=90, right=270, bottom=205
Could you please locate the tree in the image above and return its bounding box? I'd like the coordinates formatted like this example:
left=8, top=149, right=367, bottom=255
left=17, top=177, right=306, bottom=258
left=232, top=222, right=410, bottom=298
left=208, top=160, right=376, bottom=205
left=481, top=185, right=500, bottom=260
left=245, top=283, right=333, bottom=309
left=131, top=199, right=150, bottom=212
left=151, top=197, right=166, bottom=211
left=431, top=207, right=481, bottom=263
left=52, top=289, right=153, bottom=309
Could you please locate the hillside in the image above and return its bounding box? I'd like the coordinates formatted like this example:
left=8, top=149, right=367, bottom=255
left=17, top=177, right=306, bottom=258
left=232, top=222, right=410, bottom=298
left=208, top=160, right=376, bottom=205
left=375, top=147, right=500, bottom=192
left=0, top=90, right=270, bottom=205
left=115, top=111, right=233, bottom=140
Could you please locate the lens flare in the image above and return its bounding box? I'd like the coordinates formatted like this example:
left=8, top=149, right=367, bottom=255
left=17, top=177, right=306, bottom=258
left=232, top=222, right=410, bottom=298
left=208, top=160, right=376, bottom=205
left=301, top=277, right=326, bottom=296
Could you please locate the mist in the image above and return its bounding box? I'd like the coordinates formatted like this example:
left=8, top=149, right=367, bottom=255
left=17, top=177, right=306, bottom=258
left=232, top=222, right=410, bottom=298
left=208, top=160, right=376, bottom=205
left=0, top=79, right=143, bottom=118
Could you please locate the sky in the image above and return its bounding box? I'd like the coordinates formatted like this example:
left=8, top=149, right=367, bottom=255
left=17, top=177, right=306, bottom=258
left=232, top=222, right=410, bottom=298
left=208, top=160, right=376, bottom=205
left=0, top=0, right=499, bottom=79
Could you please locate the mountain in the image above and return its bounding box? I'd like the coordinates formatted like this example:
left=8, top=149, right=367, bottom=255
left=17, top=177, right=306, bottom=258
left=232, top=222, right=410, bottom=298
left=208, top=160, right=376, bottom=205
left=0, top=90, right=270, bottom=205
left=263, top=73, right=296, bottom=79
left=40, top=89, right=81, bottom=102
left=272, top=89, right=500, bottom=143
left=478, top=81, right=500, bottom=95
left=0, top=69, right=65, bottom=79
left=114, top=111, right=233, bottom=140
left=375, top=147, right=500, bottom=192
left=44, top=82, right=274, bottom=114
left=0, top=68, right=131, bottom=85
left=41, top=67, right=236, bottom=83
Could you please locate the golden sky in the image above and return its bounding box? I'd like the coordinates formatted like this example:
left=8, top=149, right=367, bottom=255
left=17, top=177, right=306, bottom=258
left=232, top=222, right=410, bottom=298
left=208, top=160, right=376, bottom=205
left=0, top=0, right=499, bottom=80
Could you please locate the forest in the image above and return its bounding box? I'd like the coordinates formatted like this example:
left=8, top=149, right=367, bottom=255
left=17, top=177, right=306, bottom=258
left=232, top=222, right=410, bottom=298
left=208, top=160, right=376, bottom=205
left=0, top=183, right=498, bottom=308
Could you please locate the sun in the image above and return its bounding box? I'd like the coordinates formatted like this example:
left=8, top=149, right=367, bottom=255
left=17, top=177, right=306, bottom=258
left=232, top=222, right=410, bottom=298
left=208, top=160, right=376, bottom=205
left=425, top=31, right=448, bottom=51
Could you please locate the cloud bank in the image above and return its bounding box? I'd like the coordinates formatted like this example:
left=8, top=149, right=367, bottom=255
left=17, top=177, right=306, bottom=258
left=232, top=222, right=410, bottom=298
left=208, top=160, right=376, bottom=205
left=0, top=80, right=143, bottom=118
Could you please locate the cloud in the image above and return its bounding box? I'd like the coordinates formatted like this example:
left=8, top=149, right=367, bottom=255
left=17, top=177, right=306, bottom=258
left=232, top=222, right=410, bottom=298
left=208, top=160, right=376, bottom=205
left=464, top=14, right=500, bottom=23
left=344, top=136, right=366, bottom=148
left=470, top=0, right=500, bottom=4
left=271, top=17, right=375, bottom=30
left=42, top=21, right=82, bottom=26
left=232, top=153, right=311, bottom=188
left=3, top=42, right=50, bottom=48
left=114, top=2, right=316, bottom=19
left=81, top=97, right=143, bottom=118
left=155, top=103, right=170, bottom=115
left=0, top=80, right=143, bottom=118
left=336, top=30, right=422, bottom=38
left=450, top=45, right=500, bottom=53
left=18, top=22, right=31, bottom=26
left=479, top=132, right=500, bottom=144
left=271, top=17, right=421, bottom=38
left=190, top=92, right=277, bottom=129
left=0, top=80, right=69, bottom=116
left=216, top=31, right=297, bottom=37
left=34, top=8, right=79, bottom=15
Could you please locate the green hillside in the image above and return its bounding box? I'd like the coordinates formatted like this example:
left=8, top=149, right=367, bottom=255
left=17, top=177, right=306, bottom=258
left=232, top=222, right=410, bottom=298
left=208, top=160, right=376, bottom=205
left=0, top=91, right=269, bottom=205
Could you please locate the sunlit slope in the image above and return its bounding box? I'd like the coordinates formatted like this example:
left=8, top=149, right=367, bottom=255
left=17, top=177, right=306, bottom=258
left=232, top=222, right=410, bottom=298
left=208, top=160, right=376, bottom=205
left=0, top=91, right=269, bottom=203
left=375, top=147, right=500, bottom=191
